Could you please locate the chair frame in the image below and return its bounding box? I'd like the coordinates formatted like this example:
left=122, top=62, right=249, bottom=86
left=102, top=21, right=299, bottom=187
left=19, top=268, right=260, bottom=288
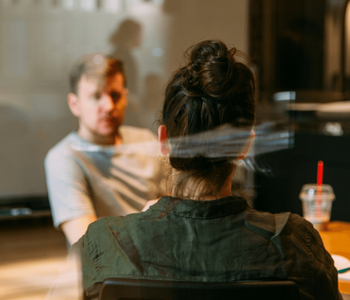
left=97, top=277, right=300, bottom=300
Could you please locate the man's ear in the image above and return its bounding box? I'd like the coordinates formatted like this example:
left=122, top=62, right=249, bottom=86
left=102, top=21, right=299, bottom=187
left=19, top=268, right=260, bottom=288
left=238, top=129, right=255, bottom=159
left=67, top=93, right=80, bottom=117
left=158, top=125, right=170, bottom=156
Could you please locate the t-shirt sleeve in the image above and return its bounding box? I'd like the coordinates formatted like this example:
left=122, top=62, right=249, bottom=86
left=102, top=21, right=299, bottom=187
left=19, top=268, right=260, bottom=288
left=45, top=148, right=96, bottom=228
left=307, top=222, right=343, bottom=300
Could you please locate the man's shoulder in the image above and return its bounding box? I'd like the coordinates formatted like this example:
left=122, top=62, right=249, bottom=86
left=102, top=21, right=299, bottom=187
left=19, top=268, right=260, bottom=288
left=45, top=132, right=79, bottom=164
left=120, top=126, right=157, bottom=143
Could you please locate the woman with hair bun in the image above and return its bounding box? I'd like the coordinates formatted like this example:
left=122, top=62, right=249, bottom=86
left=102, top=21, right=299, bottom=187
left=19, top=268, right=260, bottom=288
left=76, top=40, right=341, bottom=300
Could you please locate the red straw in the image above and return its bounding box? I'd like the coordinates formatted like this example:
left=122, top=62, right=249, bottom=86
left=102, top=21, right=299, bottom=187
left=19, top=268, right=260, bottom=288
left=316, top=161, right=323, bottom=216
left=317, top=161, right=323, bottom=186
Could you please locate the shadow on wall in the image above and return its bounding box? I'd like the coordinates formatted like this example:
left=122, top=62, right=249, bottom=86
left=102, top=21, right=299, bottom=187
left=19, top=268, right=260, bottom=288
left=0, top=105, right=30, bottom=139
left=109, top=19, right=143, bottom=96
left=0, top=103, right=78, bottom=197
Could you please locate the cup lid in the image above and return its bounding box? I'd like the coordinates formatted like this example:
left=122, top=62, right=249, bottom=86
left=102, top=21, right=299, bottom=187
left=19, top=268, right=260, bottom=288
left=299, top=184, right=335, bottom=201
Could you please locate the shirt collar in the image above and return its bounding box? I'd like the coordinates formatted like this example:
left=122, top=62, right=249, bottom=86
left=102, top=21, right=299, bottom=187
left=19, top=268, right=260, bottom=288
left=150, top=195, right=249, bottom=219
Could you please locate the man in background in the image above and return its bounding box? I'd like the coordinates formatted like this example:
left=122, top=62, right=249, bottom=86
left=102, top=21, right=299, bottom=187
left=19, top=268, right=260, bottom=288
left=45, top=53, right=166, bottom=245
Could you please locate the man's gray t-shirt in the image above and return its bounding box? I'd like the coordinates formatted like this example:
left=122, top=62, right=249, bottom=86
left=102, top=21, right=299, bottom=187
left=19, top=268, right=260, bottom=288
left=45, top=126, right=167, bottom=228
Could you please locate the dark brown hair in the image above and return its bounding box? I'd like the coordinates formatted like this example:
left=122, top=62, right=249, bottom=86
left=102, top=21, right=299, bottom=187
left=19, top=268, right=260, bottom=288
left=161, top=40, right=256, bottom=199
left=69, top=53, right=125, bottom=95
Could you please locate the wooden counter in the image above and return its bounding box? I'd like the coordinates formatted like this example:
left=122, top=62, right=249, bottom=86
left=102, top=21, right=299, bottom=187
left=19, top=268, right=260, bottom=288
left=319, top=221, right=350, bottom=295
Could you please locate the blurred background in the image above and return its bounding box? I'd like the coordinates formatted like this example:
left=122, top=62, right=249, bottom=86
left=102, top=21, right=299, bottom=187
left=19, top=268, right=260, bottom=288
left=1, top=0, right=350, bottom=219
left=0, top=0, right=350, bottom=298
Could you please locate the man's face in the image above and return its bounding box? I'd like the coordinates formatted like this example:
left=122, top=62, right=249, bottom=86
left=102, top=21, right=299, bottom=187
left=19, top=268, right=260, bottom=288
left=68, top=73, right=127, bottom=144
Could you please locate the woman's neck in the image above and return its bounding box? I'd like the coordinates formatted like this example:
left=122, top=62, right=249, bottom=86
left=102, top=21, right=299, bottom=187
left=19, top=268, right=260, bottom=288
left=171, top=168, right=234, bottom=201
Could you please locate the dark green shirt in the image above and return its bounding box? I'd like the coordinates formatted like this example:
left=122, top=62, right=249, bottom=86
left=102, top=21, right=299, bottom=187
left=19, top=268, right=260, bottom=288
left=76, top=196, right=342, bottom=300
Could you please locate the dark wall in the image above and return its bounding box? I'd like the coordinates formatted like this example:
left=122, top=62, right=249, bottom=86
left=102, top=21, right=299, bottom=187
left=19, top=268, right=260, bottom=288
left=250, top=0, right=326, bottom=92
left=275, top=0, right=325, bottom=90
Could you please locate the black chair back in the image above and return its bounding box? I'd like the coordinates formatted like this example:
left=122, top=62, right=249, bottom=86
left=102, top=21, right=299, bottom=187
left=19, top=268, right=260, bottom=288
left=98, top=278, right=300, bottom=300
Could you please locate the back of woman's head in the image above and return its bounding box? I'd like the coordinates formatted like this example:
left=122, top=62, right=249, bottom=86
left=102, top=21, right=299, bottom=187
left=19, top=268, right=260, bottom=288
left=161, top=39, right=256, bottom=198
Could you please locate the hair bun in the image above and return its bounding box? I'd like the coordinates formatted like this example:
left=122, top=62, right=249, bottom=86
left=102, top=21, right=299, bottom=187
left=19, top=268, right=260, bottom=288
left=183, top=40, right=237, bottom=100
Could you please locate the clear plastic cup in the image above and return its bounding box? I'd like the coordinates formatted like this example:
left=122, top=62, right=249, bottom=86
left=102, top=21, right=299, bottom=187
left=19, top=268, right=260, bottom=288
left=299, top=184, right=335, bottom=231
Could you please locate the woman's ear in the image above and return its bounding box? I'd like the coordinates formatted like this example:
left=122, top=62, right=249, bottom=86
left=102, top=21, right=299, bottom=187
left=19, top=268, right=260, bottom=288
left=67, top=93, right=80, bottom=117
left=238, top=129, right=255, bottom=159
left=158, top=125, right=170, bottom=156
